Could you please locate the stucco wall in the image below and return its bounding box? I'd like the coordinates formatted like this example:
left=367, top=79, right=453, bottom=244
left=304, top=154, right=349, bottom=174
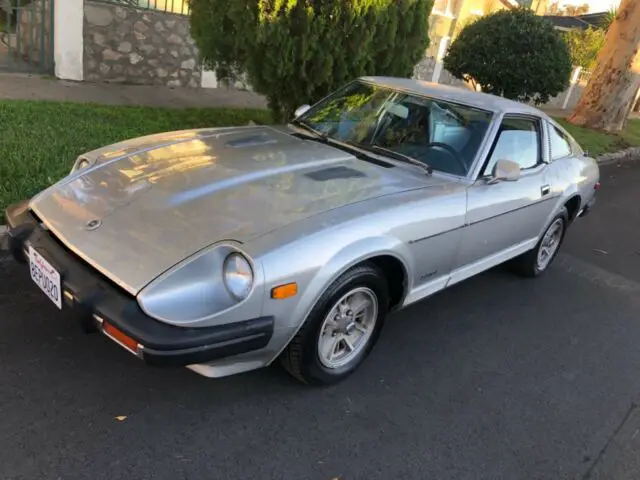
left=55, top=0, right=84, bottom=80
left=83, top=1, right=200, bottom=87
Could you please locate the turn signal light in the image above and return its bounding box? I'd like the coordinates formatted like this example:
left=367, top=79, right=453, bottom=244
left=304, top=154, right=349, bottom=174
left=103, top=321, right=140, bottom=354
left=594, top=181, right=601, bottom=190
left=271, top=282, right=298, bottom=299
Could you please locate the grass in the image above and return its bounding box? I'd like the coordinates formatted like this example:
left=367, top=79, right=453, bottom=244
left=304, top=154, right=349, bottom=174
left=0, top=100, right=272, bottom=223
left=555, top=117, right=640, bottom=157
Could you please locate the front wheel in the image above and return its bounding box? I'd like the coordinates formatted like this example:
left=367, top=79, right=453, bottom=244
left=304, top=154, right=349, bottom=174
left=511, top=208, right=568, bottom=277
left=280, top=263, right=389, bottom=386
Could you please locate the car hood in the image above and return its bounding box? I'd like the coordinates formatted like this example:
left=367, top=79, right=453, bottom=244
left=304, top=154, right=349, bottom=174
left=30, top=125, right=442, bottom=294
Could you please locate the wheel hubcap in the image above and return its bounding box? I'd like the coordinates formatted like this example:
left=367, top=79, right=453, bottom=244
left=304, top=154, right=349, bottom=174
left=317, top=287, right=378, bottom=369
left=536, top=218, right=564, bottom=271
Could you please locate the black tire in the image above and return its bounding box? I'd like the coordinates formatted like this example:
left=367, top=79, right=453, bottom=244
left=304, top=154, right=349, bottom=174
left=280, top=263, right=389, bottom=386
left=511, top=207, right=568, bottom=278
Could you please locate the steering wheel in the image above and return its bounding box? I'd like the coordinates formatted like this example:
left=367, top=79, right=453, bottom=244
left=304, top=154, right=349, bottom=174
left=424, top=142, right=467, bottom=175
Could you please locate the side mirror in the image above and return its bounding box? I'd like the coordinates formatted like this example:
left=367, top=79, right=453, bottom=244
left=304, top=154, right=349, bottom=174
left=293, top=104, right=311, bottom=119
left=488, top=159, right=521, bottom=184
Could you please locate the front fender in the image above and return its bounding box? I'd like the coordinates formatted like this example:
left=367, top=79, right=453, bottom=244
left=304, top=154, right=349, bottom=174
left=264, top=235, right=412, bottom=362
left=295, top=235, right=412, bottom=318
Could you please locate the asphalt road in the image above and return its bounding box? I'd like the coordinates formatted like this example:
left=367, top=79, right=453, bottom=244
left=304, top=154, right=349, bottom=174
left=2, top=160, right=640, bottom=480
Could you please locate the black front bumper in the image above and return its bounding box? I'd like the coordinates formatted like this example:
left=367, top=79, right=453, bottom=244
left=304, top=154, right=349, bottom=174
left=4, top=202, right=274, bottom=368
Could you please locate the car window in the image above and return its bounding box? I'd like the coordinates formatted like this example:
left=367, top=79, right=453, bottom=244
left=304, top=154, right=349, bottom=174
left=549, top=123, right=573, bottom=160
left=484, top=117, right=540, bottom=175
left=298, top=80, right=493, bottom=177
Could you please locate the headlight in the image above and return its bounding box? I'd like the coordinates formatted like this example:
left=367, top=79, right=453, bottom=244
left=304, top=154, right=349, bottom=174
left=223, top=253, right=254, bottom=301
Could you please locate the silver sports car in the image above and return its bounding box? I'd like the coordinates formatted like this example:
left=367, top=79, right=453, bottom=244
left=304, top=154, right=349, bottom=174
left=4, top=77, right=599, bottom=385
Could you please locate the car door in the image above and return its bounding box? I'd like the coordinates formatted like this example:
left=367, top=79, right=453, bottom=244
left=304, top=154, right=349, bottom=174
left=451, top=114, right=558, bottom=280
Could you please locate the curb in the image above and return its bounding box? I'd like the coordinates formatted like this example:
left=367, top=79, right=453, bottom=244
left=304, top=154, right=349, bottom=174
left=596, top=147, right=640, bottom=165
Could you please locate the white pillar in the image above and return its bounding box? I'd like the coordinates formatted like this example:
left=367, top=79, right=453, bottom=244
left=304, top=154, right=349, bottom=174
left=200, top=66, right=218, bottom=89
left=431, top=36, right=450, bottom=84
left=54, top=0, right=84, bottom=81
left=561, top=66, right=582, bottom=110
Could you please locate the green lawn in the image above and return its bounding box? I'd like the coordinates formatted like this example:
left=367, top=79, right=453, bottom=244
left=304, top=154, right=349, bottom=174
left=556, top=117, right=640, bottom=157
left=0, top=100, right=272, bottom=223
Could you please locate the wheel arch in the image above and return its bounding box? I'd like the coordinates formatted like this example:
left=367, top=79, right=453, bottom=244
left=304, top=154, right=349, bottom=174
left=268, top=236, right=412, bottom=364
left=564, top=194, right=582, bottom=222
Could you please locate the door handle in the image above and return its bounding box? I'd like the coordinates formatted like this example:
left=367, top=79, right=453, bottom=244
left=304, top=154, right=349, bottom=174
left=541, top=185, right=551, bottom=196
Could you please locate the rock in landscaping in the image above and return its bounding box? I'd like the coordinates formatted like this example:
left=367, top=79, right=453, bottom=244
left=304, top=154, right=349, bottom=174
left=85, top=4, right=113, bottom=27
left=118, top=42, right=132, bottom=53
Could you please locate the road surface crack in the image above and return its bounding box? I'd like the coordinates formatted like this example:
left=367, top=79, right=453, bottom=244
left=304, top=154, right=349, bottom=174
left=582, top=402, right=638, bottom=479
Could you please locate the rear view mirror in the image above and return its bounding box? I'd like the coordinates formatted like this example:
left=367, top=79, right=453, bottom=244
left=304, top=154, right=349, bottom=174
left=293, top=104, right=311, bottom=118
left=489, top=159, right=521, bottom=184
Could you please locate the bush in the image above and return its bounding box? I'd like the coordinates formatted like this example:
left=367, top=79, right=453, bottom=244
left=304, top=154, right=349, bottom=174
left=189, top=0, right=433, bottom=121
left=443, top=8, right=572, bottom=104
left=563, top=27, right=606, bottom=70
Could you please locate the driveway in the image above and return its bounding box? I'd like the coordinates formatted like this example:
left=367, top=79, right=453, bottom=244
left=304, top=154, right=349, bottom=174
left=1, top=160, right=640, bottom=480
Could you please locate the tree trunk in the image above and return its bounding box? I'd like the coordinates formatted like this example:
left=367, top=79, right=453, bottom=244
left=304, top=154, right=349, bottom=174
left=566, top=0, right=640, bottom=133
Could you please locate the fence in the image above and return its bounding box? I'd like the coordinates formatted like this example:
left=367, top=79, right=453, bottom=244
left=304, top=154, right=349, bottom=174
left=0, top=0, right=55, bottom=73
left=96, top=0, right=190, bottom=15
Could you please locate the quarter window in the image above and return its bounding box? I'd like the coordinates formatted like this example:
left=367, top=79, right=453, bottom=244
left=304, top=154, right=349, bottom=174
left=484, top=117, right=541, bottom=175
left=549, top=123, right=572, bottom=160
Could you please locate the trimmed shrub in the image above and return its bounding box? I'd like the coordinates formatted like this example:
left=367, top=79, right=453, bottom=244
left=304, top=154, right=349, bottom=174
left=189, top=0, right=433, bottom=121
left=443, top=8, right=572, bottom=104
left=563, top=27, right=606, bottom=70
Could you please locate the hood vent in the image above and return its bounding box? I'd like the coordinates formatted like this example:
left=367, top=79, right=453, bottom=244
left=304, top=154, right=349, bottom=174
left=305, top=166, right=366, bottom=182
left=226, top=133, right=278, bottom=148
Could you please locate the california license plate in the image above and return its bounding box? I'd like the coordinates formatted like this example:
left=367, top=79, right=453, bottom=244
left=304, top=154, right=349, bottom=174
left=29, top=246, right=62, bottom=310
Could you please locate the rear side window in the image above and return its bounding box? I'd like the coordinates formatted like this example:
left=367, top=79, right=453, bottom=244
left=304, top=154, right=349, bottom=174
left=549, top=123, right=572, bottom=160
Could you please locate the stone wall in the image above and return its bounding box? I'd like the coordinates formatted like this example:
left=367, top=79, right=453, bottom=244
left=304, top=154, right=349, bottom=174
left=83, top=1, right=200, bottom=87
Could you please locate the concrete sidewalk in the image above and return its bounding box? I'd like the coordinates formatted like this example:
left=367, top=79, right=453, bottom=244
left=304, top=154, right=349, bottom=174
left=0, top=73, right=268, bottom=109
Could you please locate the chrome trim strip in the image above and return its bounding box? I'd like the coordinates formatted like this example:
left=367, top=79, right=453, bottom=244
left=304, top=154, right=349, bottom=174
left=102, top=329, right=140, bottom=357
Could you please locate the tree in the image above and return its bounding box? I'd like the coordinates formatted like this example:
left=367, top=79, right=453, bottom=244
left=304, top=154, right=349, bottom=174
left=189, top=0, right=432, bottom=121
left=567, top=0, right=640, bottom=133
left=563, top=27, right=606, bottom=70
left=443, top=8, right=572, bottom=104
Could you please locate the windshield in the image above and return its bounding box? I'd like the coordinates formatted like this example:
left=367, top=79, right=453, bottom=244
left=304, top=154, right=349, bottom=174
left=296, top=80, right=494, bottom=176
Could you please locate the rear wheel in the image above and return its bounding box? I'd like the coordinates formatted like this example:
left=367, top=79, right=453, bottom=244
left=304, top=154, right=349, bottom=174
left=280, top=263, right=389, bottom=386
left=511, top=208, right=568, bottom=277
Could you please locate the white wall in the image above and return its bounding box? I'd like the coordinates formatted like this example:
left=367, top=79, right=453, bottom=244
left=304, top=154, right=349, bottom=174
left=200, top=67, right=218, bottom=89
left=54, top=0, right=84, bottom=81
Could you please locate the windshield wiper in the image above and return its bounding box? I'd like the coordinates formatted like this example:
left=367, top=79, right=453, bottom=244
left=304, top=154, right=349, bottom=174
left=290, top=118, right=328, bottom=141
left=359, top=144, right=433, bottom=175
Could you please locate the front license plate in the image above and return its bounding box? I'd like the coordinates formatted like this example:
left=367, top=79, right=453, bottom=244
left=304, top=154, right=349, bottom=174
left=29, top=246, right=62, bottom=310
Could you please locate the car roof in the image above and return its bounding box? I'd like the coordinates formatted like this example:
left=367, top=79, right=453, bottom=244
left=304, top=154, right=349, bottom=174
left=359, top=76, right=550, bottom=118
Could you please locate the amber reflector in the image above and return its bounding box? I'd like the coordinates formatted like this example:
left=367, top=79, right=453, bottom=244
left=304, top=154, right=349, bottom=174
left=103, top=321, right=139, bottom=353
left=271, top=283, right=298, bottom=299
